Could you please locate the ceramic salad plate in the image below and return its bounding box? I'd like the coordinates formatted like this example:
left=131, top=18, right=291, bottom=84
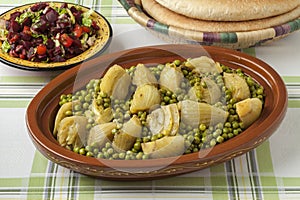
left=0, top=2, right=112, bottom=70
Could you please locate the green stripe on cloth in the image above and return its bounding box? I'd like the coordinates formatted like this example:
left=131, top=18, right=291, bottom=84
left=114, top=18, right=135, bottom=24
left=100, top=0, right=112, bottom=17
left=0, top=76, right=51, bottom=83
left=248, top=151, right=263, bottom=200
left=282, top=76, right=300, bottom=83
left=282, top=177, right=300, bottom=187
left=27, top=151, right=48, bottom=200
left=0, top=100, right=30, bottom=108
left=78, top=176, right=95, bottom=200
left=256, top=141, right=279, bottom=200
left=210, top=164, right=228, bottom=199
left=0, top=178, right=25, bottom=188
left=288, top=100, right=300, bottom=108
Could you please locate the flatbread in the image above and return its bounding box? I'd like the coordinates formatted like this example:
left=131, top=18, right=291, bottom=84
left=142, top=0, right=300, bottom=32
left=154, top=0, right=300, bottom=21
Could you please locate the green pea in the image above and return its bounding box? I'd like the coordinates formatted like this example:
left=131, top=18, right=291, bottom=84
left=97, top=152, right=104, bottom=158
left=93, top=148, right=99, bottom=155
left=194, top=137, right=201, bottom=144
left=247, top=77, right=254, bottom=86
left=199, top=124, right=206, bottom=131
left=163, top=96, right=170, bottom=103
left=134, top=142, right=141, bottom=151
left=112, top=153, right=119, bottom=159
left=136, top=152, right=143, bottom=160
left=142, top=154, right=149, bottom=160
left=225, top=122, right=231, bottom=128
left=233, top=129, right=239, bottom=135
left=223, top=127, right=229, bottom=134
left=166, top=90, right=172, bottom=97
left=119, top=152, right=126, bottom=159
left=232, top=121, right=239, bottom=129
left=86, top=152, right=94, bottom=157
left=210, top=139, right=216, bottom=147
left=216, top=136, right=224, bottom=143
left=187, top=135, right=194, bottom=143
left=79, top=148, right=86, bottom=155
left=73, top=147, right=80, bottom=154
left=173, top=59, right=181, bottom=66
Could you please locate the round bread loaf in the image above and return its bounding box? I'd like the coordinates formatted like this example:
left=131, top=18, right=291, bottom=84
left=142, top=0, right=300, bottom=32
left=154, top=0, right=300, bottom=21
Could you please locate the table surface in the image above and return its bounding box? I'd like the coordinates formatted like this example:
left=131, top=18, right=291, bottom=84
left=1, top=1, right=300, bottom=200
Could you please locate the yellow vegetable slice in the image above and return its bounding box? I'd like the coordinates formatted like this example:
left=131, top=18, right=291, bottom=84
left=87, top=122, right=117, bottom=148
left=236, top=98, right=263, bottom=128
left=56, top=116, right=88, bottom=149
left=100, top=64, right=130, bottom=99
left=112, top=115, right=142, bottom=152
left=223, top=72, right=250, bottom=101
left=130, top=84, right=161, bottom=113
left=141, top=135, right=185, bottom=159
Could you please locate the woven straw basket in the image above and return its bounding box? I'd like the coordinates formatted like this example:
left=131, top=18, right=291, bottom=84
left=119, top=0, right=300, bottom=49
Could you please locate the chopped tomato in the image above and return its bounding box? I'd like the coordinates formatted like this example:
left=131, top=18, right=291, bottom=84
left=82, top=26, right=91, bottom=33
left=60, top=33, right=73, bottom=47
left=73, top=24, right=83, bottom=38
left=19, top=54, right=26, bottom=59
left=23, top=26, right=31, bottom=35
left=37, top=44, right=47, bottom=55
left=9, top=34, right=19, bottom=44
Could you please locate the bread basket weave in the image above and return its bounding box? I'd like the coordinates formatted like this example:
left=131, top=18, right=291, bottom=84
left=119, top=0, right=300, bottom=49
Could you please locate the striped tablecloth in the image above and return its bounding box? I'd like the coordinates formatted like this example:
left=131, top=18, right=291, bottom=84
left=1, top=1, right=300, bottom=199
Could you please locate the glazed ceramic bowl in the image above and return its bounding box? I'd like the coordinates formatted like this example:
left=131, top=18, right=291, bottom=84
left=26, top=44, right=287, bottom=180
left=0, top=2, right=112, bottom=70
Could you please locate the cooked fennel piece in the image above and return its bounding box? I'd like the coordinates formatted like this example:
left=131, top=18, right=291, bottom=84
left=147, top=107, right=165, bottom=135
left=53, top=100, right=80, bottom=137
left=159, top=63, right=183, bottom=93
left=161, top=105, right=173, bottom=136
left=141, top=135, right=185, bottom=158
left=100, top=64, right=131, bottom=100
left=223, top=72, right=250, bottom=101
left=179, top=100, right=229, bottom=127
left=87, top=122, right=117, bottom=148
left=130, top=84, right=161, bottom=113
left=188, top=77, right=222, bottom=104
left=147, top=103, right=180, bottom=136
left=111, top=72, right=131, bottom=100
left=168, top=104, right=180, bottom=136
left=91, top=99, right=113, bottom=124
left=186, top=56, right=223, bottom=74
left=112, top=115, right=142, bottom=152
left=132, top=63, right=158, bottom=86
left=236, top=98, right=263, bottom=128
left=56, top=116, right=88, bottom=149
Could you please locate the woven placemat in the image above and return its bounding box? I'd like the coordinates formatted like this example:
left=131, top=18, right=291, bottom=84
left=119, top=0, right=300, bottom=49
